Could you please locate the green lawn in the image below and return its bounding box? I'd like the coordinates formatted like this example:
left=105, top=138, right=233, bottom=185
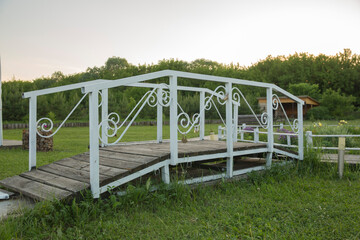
left=1, top=123, right=360, bottom=239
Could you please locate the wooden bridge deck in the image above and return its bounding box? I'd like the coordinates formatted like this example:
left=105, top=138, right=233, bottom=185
left=0, top=140, right=267, bottom=201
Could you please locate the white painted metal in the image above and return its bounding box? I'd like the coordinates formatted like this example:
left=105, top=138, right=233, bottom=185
left=233, top=165, right=266, bottom=176
left=29, top=97, right=37, bottom=170
left=297, top=102, right=304, bottom=160
left=99, top=160, right=169, bottom=194
left=89, top=91, right=100, bottom=198
left=199, top=91, right=205, bottom=140
left=225, top=82, right=233, bottom=178
left=0, top=190, right=9, bottom=200
left=101, top=89, right=108, bottom=147
left=273, top=148, right=299, bottom=159
left=254, top=127, right=259, bottom=143
left=180, top=173, right=226, bottom=185
left=169, top=75, right=178, bottom=165
left=266, top=87, right=273, bottom=167
left=161, top=165, right=170, bottom=184
left=23, top=80, right=110, bottom=98
left=233, top=104, right=238, bottom=142
left=157, top=88, right=163, bottom=143
left=233, top=148, right=269, bottom=157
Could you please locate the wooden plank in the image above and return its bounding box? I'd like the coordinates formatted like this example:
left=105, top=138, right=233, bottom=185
left=105, top=145, right=170, bottom=159
left=38, top=164, right=106, bottom=184
left=0, top=175, right=72, bottom=201
left=21, top=170, right=89, bottom=193
left=75, top=154, right=142, bottom=170
left=55, top=157, right=127, bottom=178
left=98, top=150, right=156, bottom=164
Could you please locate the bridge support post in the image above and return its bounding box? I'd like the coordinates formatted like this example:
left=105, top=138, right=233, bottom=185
left=233, top=104, right=238, bottom=142
left=29, top=96, right=37, bottom=171
left=157, top=88, right=163, bottom=143
left=297, top=102, right=304, bottom=160
left=170, top=75, right=178, bottom=165
left=89, top=90, right=100, bottom=198
left=225, top=82, right=233, bottom=178
left=161, top=165, right=170, bottom=184
left=101, top=88, right=108, bottom=147
left=199, top=91, right=205, bottom=140
left=266, top=87, right=273, bottom=167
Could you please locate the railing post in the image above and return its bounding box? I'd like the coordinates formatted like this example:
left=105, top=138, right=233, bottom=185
left=199, top=91, right=205, bottom=140
left=29, top=96, right=37, bottom=171
left=89, top=90, right=100, bottom=198
left=169, top=75, right=178, bottom=165
left=266, top=87, right=273, bottom=167
left=306, top=131, right=313, bottom=149
left=225, top=82, right=233, bottom=178
left=297, top=102, right=304, bottom=160
left=101, top=88, right=108, bottom=147
left=218, top=125, right=222, bottom=140
left=157, top=88, right=163, bottom=143
left=241, top=123, right=246, bottom=141
left=254, top=127, right=259, bottom=143
left=338, top=137, right=345, bottom=179
left=233, top=104, right=238, bottom=142
left=287, top=135, right=291, bottom=146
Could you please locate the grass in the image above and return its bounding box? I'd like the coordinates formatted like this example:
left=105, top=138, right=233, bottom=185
left=1, top=159, right=360, bottom=239
left=1, top=123, right=360, bottom=239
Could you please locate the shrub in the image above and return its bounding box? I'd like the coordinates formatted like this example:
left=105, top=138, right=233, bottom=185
left=306, top=106, right=331, bottom=120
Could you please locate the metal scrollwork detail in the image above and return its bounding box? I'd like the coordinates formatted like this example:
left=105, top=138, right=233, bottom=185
left=36, top=117, right=54, bottom=137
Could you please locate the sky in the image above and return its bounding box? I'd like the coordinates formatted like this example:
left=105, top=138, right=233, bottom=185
left=0, top=0, right=360, bottom=81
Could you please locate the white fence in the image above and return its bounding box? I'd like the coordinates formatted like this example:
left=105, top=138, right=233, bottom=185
left=305, top=131, right=360, bottom=151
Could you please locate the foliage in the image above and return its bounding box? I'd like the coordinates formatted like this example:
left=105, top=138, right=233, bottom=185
left=2, top=50, right=360, bottom=122
left=306, top=106, right=331, bottom=120
left=320, top=89, right=356, bottom=119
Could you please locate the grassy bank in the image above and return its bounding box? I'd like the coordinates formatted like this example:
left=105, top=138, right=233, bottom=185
left=1, top=159, right=360, bottom=239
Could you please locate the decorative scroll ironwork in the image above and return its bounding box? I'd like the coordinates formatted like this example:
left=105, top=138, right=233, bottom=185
left=272, top=94, right=299, bottom=133
left=176, top=85, right=228, bottom=135
left=36, top=93, right=89, bottom=138
left=98, top=85, right=170, bottom=145
left=231, top=87, right=269, bottom=129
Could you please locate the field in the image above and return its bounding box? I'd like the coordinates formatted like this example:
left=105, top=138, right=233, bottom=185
left=1, top=122, right=360, bottom=239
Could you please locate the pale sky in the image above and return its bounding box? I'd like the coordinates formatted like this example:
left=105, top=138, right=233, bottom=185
left=0, top=0, right=359, bottom=81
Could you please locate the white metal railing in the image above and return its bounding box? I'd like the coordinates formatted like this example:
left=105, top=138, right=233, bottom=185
left=23, top=70, right=304, bottom=198
left=305, top=131, right=360, bottom=151
left=219, top=123, right=299, bottom=148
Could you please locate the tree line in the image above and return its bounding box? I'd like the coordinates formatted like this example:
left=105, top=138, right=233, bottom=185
left=2, top=49, right=359, bottom=122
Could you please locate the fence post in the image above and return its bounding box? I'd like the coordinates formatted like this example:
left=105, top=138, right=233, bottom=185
left=297, top=102, right=304, bottom=160
left=199, top=91, right=205, bottom=140
left=89, top=90, right=100, bottom=198
left=233, top=104, right=238, bottom=142
left=287, top=135, right=291, bottom=146
left=169, top=75, right=178, bottom=165
left=266, top=87, right=273, bottom=167
left=157, top=88, right=163, bottom=143
left=218, top=125, right=222, bottom=140
left=338, top=137, right=345, bottom=179
left=29, top=96, right=37, bottom=171
left=254, top=127, right=259, bottom=143
left=305, top=131, right=313, bottom=149
left=241, top=123, right=246, bottom=141
left=101, top=88, right=108, bottom=147
left=225, top=82, right=233, bottom=178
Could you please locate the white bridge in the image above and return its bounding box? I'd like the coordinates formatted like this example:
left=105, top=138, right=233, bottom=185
left=0, top=70, right=304, bottom=200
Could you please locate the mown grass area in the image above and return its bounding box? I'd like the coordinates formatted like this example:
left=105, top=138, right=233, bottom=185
left=1, top=123, right=360, bottom=239
left=1, top=154, right=360, bottom=239
left=0, top=124, right=220, bottom=180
